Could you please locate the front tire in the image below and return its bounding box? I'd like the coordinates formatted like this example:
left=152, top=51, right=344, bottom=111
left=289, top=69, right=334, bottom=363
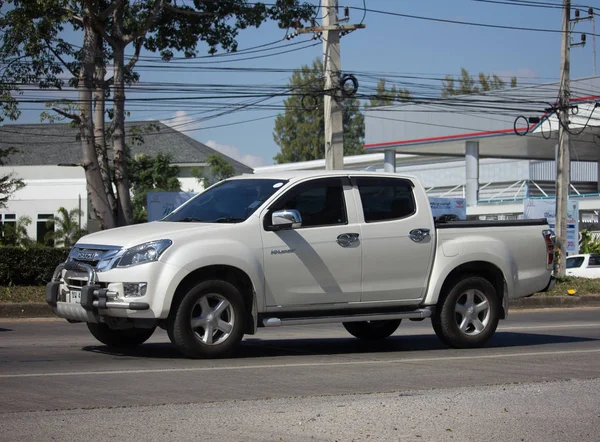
left=342, top=319, right=401, bottom=340
left=86, top=323, right=155, bottom=349
left=432, top=275, right=500, bottom=348
left=168, top=280, right=246, bottom=359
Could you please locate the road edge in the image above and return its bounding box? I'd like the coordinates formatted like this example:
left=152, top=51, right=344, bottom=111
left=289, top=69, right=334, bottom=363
left=509, top=295, right=600, bottom=309
left=2, top=296, right=600, bottom=318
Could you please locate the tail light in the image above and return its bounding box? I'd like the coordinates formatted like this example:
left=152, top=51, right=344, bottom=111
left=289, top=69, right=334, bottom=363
left=542, top=229, right=555, bottom=266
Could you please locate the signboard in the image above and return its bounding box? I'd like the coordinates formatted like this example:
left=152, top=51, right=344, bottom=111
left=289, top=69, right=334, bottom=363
left=429, top=198, right=467, bottom=220
left=523, top=199, right=579, bottom=255
left=147, top=192, right=196, bottom=222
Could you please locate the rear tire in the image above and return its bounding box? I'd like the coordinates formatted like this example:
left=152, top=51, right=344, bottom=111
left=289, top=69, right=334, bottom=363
left=432, top=275, right=500, bottom=348
left=342, top=319, right=401, bottom=340
left=168, top=280, right=246, bottom=359
left=87, top=322, right=155, bottom=349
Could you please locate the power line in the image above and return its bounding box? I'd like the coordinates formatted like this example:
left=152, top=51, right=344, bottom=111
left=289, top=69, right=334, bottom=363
left=472, top=0, right=565, bottom=9
left=0, top=112, right=281, bottom=145
left=129, top=37, right=318, bottom=62
left=349, top=5, right=600, bottom=37
left=503, top=0, right=599, bottom=13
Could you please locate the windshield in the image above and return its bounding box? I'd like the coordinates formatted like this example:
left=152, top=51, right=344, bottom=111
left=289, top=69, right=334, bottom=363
left=163, top=178, right=287, bottom=223
left=566, top=257, right=585, bottom=269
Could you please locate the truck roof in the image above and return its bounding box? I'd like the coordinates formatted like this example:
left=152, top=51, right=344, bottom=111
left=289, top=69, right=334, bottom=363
left=238, top=169, right=418, bottom=183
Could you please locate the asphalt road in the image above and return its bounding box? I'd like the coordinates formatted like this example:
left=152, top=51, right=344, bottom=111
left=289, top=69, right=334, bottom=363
left=1, top=308, right=599, bottom=441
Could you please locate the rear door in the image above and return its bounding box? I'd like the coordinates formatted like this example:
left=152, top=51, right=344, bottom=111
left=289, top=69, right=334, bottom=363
left=352, top=176, right=435, bottom=303
left=586, top=254, right=600, bottom=278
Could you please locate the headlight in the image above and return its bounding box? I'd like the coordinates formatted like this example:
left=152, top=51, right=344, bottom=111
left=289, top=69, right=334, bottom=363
left=117, top=240, right=172, bottom=268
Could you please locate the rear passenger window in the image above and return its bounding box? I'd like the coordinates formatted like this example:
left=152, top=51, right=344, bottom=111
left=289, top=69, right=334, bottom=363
left=355, top=177, right=416, bottom=223
left=589, top=255, right=600, bottom=267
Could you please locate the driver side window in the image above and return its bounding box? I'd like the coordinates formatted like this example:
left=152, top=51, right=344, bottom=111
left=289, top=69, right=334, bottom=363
left=269, top=178, right=347, bottom=228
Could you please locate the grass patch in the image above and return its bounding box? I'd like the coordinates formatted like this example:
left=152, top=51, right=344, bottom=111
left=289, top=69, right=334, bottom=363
left=534, top=276, right=600, bottom=297
left=0, top=286, right=45, bottom=303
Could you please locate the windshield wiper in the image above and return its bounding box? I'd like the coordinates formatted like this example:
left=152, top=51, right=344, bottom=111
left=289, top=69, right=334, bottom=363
left=177, top=217, right=204, bottom=222
left=213, top=217, right=245, bottom=223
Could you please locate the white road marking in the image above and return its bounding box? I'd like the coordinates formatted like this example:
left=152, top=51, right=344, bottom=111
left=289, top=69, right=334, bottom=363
left=499, top=322, right=600, bottom=331
left=1, top=348, right=599, bottom=379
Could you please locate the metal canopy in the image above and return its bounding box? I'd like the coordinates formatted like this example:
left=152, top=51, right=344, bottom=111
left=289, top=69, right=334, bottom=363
left=364, top=76, right=600, bottom=161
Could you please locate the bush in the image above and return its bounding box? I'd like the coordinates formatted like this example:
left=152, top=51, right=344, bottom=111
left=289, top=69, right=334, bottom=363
left=0, top=247, right=70, bottom=286
left=579, top=229, right=600, bottom=254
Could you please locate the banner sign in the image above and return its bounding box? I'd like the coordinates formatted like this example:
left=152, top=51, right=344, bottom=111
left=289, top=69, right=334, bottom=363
left=147, top=192, right=196, bottom=222
left=429, top=197, right=467, bottom=220
left=523, top=198, right=579, bottom=255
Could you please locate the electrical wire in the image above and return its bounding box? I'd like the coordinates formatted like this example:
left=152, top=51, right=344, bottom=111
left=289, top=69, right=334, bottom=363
left=0, top=112, right=281, bottom=144
left=131, top=37, right=317, bottom=62
left=503, top=0, right=600, bottom=14
left=348, top=5, right=600, bottom=37
left=472, top=0, right=565, bottom=9
left=359, top=0, right=367, bottom=25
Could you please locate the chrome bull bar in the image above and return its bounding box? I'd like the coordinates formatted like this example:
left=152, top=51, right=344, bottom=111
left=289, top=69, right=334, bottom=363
left=46, top=261, right=149, bottom=315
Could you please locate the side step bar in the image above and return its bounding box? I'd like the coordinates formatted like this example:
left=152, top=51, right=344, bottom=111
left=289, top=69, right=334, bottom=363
left=262, top=307, right=434, bottom=327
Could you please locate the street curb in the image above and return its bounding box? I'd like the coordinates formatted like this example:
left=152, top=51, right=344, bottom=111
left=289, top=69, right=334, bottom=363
left=509, top=295, right=600, bottom=309
left=1, top=297, right=600, bottom=318
left=0, top=303, right=54, bottom=318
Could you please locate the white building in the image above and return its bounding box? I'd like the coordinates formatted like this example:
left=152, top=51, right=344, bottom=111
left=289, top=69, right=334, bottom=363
left=0, top=121, right=252, bottom=242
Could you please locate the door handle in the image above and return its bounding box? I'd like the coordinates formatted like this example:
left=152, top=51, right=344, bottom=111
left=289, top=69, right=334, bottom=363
left=337, top=233, right=360, bottom=247
left=409, top=228, right=430, bottom=243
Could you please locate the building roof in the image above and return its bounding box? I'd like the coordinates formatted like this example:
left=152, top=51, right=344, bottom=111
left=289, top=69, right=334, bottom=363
left=0, top=120, right=253, bottom=174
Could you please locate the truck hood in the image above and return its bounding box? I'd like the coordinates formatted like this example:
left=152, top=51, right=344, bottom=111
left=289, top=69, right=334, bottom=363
left=76, top=221, right=232, bottom=249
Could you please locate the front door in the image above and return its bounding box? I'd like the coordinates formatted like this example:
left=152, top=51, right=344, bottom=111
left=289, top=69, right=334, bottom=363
left=260, top=177, right=362, bottom=308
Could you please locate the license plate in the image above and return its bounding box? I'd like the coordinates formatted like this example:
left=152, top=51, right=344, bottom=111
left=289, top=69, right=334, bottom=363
left=69, top=290, right=81, bottom=304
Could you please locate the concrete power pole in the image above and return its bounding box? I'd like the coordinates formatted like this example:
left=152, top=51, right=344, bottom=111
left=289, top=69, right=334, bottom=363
left=322, top=0, right=343, bottom=170
left=296, top=2, right=364, bottom=170
left=555, top=0, right=571, bottom=277
left=554, top=3, right=591, bottom=276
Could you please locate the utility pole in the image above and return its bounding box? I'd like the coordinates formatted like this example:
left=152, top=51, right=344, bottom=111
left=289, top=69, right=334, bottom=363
left=555, top=3, right=591, bottom=276
left=555, top=0, right=571, bottom=277
left=594, top=11, right=597, bottom=75
left=296, top=1, right=364, bottom=170
left=322, top=0, right=343, bottom=170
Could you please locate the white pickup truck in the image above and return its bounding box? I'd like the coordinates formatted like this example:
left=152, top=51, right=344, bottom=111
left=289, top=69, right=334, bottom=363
left=46, top=171, right=554, bottom=358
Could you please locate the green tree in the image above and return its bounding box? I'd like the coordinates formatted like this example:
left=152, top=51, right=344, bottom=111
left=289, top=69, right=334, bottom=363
left=128, top=152, right=181, bottom=223
left=0, top=1, right=117, bottom=228
left=0, top=148, right=25, bottom=208
left=1, top=216, right=33, bottom=248
left=45, top=207, right=86, bottom=248
left=273, top=58, right=365, bottom=163
left=0, top=0, right=315, bottom=228
left=441, top=68, right=517, bottom=97
left=192, top=153, right=236, bottom=188
left=365, top=79, right=412, bottom=108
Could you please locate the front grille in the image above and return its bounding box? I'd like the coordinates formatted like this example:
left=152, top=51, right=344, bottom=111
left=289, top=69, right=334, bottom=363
left=64, top=274, right=107, bottom=290
left=72, top=258, right=100, bottom=268
left=66, top=278, right=87, bottom=288
left=67, top=243, right=122, bottom=272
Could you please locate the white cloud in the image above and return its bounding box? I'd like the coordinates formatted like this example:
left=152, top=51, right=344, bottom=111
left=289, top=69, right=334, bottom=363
left=205, top=140, right=265, bottom=169
left=159, top=111, right=265, bottom=168
left=160, top=110, right=202, bottom=131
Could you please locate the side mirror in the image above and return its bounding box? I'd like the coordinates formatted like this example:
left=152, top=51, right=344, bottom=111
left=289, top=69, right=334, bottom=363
left=271, top=209, right=302, bottom=230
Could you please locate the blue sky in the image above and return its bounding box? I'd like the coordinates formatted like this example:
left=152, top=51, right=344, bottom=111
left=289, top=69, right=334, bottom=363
left=9, top=0, right=600, bottom=167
